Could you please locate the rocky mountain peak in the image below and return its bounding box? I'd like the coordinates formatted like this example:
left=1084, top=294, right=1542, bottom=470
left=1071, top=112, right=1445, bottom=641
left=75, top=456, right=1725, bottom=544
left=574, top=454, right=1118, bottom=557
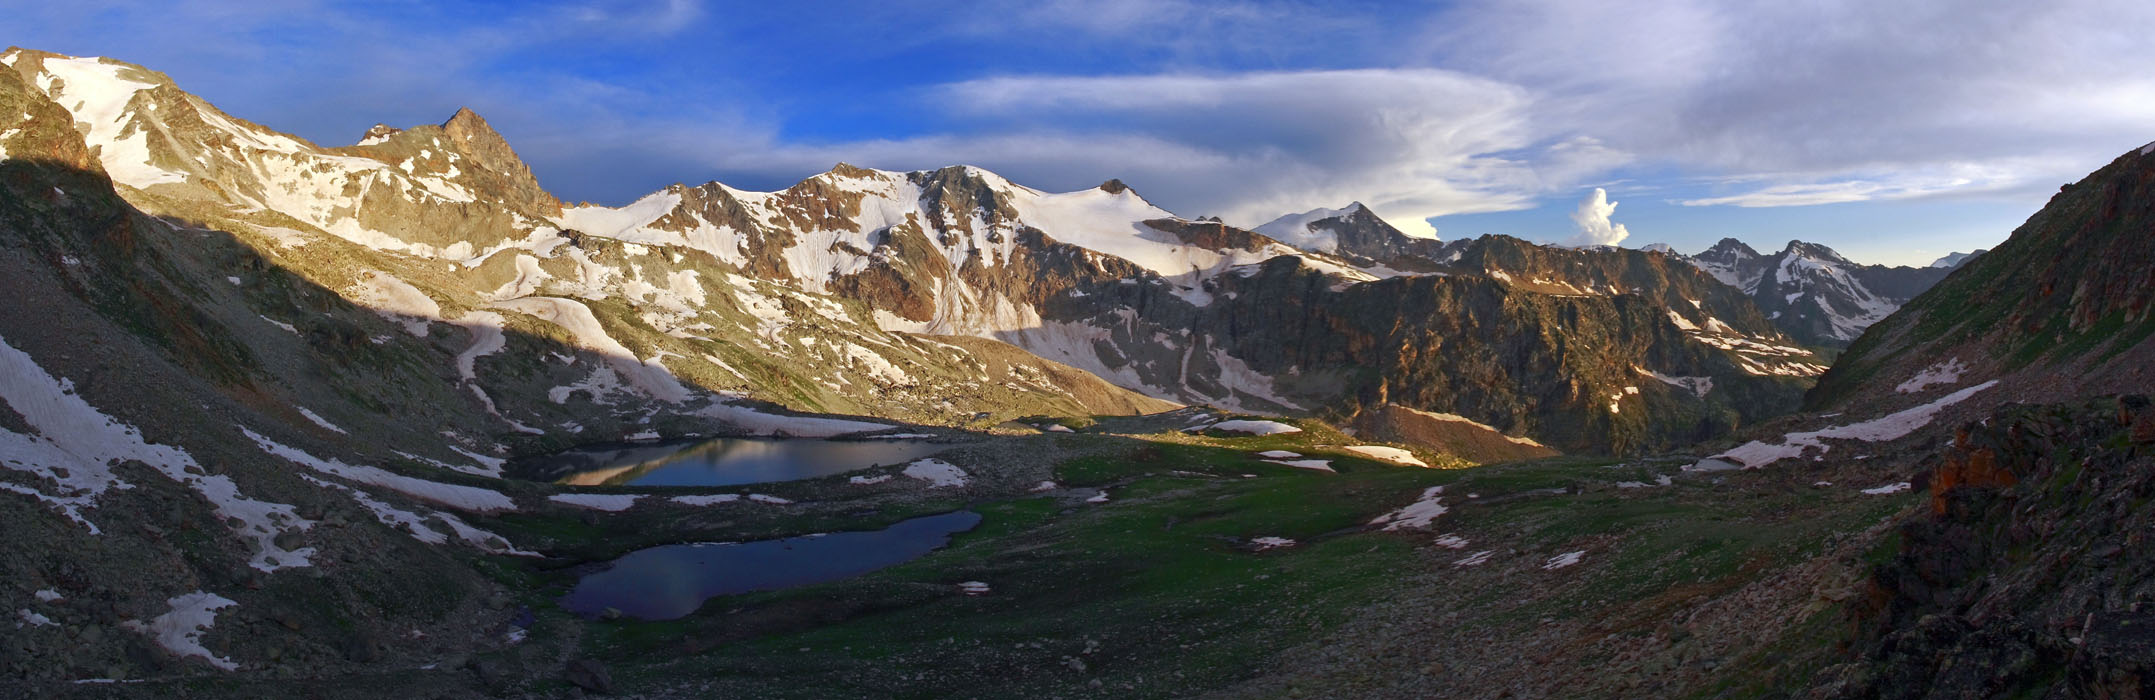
left=828, top=161, right=878, bottom=179
left=1699, top=237, right=1760, bottom=260
left=1781, top=240, right=1850, bottom=263
left=1097, top=178, right=1131, bottom=194
left=432, top=107, right=560, bottom=215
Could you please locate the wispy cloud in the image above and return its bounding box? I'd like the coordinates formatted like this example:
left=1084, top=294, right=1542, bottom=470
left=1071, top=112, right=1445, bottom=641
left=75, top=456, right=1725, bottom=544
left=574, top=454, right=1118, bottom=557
left=762, top=69, right=1582, bottom=238
left=9, top=0, right=2155, bottom=243
left=1429, top=0, right=2155, bottom=209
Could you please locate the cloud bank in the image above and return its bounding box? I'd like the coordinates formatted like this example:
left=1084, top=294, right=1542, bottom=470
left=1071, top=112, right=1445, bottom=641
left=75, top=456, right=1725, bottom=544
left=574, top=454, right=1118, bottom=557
left=7, top=0, right=2155, bottom=245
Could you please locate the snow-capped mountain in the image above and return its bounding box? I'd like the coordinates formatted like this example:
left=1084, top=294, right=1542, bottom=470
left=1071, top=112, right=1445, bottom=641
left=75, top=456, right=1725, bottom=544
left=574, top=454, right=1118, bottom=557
left=1251, top=202, right=1450, bottom=271
left=563, top=162, right=1828, bottom=450
left=0, top=48, right=1829, bottom=465
left=1667, top=238, right=1972, bottom=347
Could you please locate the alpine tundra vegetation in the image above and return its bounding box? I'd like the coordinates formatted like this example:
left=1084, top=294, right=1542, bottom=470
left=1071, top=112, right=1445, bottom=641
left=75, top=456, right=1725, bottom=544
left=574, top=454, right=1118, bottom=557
left=3, top=1, right=2155, bottom=697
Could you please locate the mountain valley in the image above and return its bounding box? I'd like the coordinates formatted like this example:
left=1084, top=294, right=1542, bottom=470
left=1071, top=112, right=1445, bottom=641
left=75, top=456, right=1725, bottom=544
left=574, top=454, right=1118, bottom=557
left=2, top=46, right=2152, bottom=699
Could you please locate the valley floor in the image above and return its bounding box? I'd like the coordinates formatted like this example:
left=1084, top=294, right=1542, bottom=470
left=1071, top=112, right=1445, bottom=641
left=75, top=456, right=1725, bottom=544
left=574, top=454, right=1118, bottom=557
left=46, top=411, right=1926, bottom=699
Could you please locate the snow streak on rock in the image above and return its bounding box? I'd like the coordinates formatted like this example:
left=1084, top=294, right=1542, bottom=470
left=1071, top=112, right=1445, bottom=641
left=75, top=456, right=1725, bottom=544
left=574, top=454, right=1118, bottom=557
left=245, top=429, right=517, bottom=513
left=0, top=335, right=314, bottom=571
left=127, top=592, right=240, bottom=671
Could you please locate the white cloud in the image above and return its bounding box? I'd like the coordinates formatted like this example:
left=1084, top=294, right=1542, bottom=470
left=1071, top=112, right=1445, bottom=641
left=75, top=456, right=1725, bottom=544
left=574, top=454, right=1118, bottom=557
left=735, top=69, right=1595, bottom=239
left=1430, top=0, right=2155, bottom=209
left=16, top=0, right=2155, bottom=237
left=1564, top=188, right=1629, bottom=246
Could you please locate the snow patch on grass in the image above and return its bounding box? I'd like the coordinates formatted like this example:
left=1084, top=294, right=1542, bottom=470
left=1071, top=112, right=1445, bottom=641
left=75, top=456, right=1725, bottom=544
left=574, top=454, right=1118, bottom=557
left=1542, top=551, right=1585, bottom=570
left=1250, top=536, right=1297, bottom=550
left=849, top=474, right=892, bottom=485
left=1369, top=486, right=1447, bottom=531
left=1211, top=419, right=1301, bottom=435
left=902, top=459, right=969, bottom=488
left=1342, top=445, right=1428, bottom=467
left=1256, top=450, right=1302, bottom=459
left=1691, top=381, right=1998, bottom=471
left=1454, top=550, right=1494, bottom=566
left=1861, top=482, right=1912, bottom=495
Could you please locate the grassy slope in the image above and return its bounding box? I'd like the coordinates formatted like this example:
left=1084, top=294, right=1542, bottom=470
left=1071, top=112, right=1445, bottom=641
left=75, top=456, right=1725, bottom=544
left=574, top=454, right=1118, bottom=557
left=514, top=420, right=1912, bottom=698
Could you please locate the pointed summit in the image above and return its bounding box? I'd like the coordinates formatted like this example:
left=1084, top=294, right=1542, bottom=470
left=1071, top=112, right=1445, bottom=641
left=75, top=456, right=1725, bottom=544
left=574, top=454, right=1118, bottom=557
left=1699, top=237, right=1759, bottom=259
left=828, top=162, right=878, bottom=179
left=1782, top=240, right=1850, bottom=264
left=1097, top=178, right=1131, bottom=195
left=432, top=107, right=559, bottom=215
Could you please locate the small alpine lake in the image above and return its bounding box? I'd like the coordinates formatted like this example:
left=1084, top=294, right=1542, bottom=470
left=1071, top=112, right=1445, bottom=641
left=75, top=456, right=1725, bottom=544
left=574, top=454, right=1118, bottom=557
left=509, top=436, right=957, bottom=487
left=559, top=509, right=984, bottom=620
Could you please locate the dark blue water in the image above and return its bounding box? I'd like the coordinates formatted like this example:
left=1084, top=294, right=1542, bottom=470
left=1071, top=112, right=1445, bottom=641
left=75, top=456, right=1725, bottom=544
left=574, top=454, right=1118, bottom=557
left=560, top=510, right=984, bottom=620
left=511, top=438, right=952, bottom=487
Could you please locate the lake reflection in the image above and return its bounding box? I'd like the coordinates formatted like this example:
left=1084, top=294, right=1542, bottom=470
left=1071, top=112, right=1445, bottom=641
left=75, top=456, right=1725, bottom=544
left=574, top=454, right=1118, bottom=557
left=510, top=437, right=953, bottom=487
left=559, top=510, right=984, bottom=620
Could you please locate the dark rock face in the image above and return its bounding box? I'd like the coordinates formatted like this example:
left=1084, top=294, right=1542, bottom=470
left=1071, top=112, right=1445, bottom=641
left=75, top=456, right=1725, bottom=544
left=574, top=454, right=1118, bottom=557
left=1823, top=396, right=2155, bottom=699
left=969, top=233, right=1815, bottom=454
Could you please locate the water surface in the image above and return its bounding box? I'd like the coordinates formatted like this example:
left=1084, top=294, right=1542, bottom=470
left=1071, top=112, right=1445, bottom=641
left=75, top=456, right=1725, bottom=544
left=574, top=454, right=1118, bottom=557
left=510, top=437, right=953, bottom=487
left=560, top=510, right=984, bottom=620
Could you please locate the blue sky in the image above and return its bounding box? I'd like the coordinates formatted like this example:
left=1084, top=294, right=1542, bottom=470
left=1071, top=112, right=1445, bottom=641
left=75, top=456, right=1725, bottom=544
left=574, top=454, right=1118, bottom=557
left=10, top=0, right=2154, bottom=265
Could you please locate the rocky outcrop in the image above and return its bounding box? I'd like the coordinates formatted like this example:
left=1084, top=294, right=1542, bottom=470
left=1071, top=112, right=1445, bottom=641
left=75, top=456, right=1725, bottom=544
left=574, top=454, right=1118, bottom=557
left=1819, top=396, right=2155, bottom=699
left=1347, top=404, right=1561, bottom=464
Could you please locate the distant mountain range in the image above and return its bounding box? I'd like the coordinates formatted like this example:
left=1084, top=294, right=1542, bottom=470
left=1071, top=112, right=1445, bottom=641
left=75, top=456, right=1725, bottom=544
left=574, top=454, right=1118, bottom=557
left=1660, top=239, right=1982, bottom=347
left=0, top=48, right=1844, bottom=455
